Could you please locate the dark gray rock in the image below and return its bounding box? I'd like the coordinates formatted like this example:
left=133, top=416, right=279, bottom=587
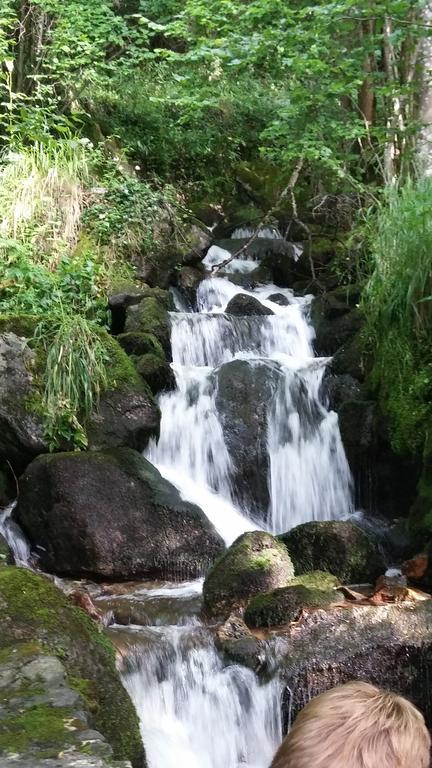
left=266, top=293, right=290, bottom=306
left=88, top=389, right=160, bottom=452
left=215, top=359, right=283, bottom=519
left=176, top=266, right=205, bottom=306
left=135, top=354, right=176, bottom=395
left=311, top=287, right=363, bottom=356
left=225, top=293, right=274, bottom=316
left=0, top=333, right=46, bottom=471
left=279, top=520, right=385, bottom=584
left=16, top=448, right=225, bottom=580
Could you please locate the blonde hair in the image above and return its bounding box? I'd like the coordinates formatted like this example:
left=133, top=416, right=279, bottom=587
left=271, top=681, right=431, bottom=768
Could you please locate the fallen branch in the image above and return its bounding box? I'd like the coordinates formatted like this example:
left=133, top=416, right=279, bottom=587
left=211, top=156, right=316, bottom=279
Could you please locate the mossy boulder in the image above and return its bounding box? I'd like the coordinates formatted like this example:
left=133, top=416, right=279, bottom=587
left=88, top=334, right=161, bottom=452
left=109, top=284, right=173, bottom=335
left=0, top=567, right=144, bottom=766
left=203, top=531, right=294, bottom=618
left=245, top=571, right=342, bottom=628
left=135, top=354, right=175, bottom=395
left=280, top=521, right=385, bottom=584
left=0, top=314, right=39, bottom=338
left=125, top=297, right=171, bottom=357
left=0, top=332, right=47, bottom=472
left=16, top=448, right=224, bottom=580
left=117, top=331, right=165, bottom=360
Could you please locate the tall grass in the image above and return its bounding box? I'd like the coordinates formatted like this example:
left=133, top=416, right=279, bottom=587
left=35, top=311, right=109, bottom=450
left=0, top=139, right=90, bottom=261
left=363, top=178, right=432, bottom=454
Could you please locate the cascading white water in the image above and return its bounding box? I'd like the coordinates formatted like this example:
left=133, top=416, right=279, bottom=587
left=0, top=501, right=31, bottom=566
left=120, top=583, right=282, bottom=768
left=126, top=240, right=354, bottom=768
left=147, top=255, right=353, bottom=539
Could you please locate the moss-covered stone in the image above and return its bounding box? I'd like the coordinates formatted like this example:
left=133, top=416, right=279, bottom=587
left=203, top=531, right=295, bottom=618
left=245, top=571, right=343, bottom=628
left=125, top=297, right=171, bottom=356
left=0, top=314, right=40, bottom=339
left=0, top=703, right=75, bottom=756
left=135, top=353, right=175, bottom=395
left=0, top=567, right=144, bottom=767
left=98, top=331, right=143, bottom=392
left=280, top=521, right=385, bottom=584
left=117, top=331, right=165, bottom=360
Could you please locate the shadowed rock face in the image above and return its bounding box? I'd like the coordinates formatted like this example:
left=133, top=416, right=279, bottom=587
left=218, top=599, right=432, bottom=731
left=16, top=448, right=225, bottom=581
left=0, top=333, right=47, bottom=471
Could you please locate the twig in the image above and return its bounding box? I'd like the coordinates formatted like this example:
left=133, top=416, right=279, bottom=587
left=212, top=157, right=309, bottom=275
left=6, top=460, right=19, bottom=500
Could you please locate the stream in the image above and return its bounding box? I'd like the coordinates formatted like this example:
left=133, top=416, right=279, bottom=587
left=105, top=236, right=355, bottom=768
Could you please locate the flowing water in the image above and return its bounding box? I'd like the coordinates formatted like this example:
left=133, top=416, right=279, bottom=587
left=0, top=501, right=31, bottom=566
left=119, top=241, right=354, bottom=768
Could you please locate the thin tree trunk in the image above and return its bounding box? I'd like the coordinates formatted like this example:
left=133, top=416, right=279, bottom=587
left=417, top=0, right=432, bottom=176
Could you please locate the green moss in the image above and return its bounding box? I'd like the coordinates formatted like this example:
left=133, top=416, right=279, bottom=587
left=0, top=568, right=143, bottom=766
left=245, top=574, right=342, bottom=629
left=203, top=531, right=294, bottom=618
left=124, top=296, right=170, bottom=351
left=0, top=314, right=40, bottom=338
left=0, top=704, right=74, bottom=756
left=98, top=331, right=143, bottom=392
left=279, top=521, right=385, bottom=584
left=135, top=353, right=175, bottom=395
left=117, top=331, right=165, bottom=359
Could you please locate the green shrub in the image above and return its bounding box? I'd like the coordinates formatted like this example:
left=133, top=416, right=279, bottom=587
left=363, top=179, right=432, bottom=455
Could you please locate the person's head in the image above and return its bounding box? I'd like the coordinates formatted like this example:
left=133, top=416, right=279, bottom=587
left=271, top=681, right=430, bottom=768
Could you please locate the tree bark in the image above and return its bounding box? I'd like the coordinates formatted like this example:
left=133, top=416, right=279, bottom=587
left=417, top=0, right=432, bottom=176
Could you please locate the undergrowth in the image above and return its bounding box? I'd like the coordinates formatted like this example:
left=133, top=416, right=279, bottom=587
left=363, top=178, right=432, bottom=455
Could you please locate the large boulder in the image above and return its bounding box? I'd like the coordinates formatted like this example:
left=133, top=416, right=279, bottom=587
left=88, top=389, right=160, bottom=451
left=215, top=359, right=283, bottom=520
left=203, top=531, right=294, bottom=618
left=0, top=566, right=144, bottom=766
left=125, top=297, right=171, bottom=357
left=225, top=293, right=274, bottom=316
left=311, top=286, right=363, bottom=356
left=108, top=283, right=173, bottom=335
left=245, top=571, right=342, bottom=628
left=279, top=520, right=385, bottom=584
left=0, top=332, right=47, bottom=471
left=16, top=448, right=225, bottom=580
left=135, top=354, right=176, bottom=395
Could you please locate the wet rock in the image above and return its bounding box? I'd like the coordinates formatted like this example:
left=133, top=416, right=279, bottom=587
left=16, top=448, right=225, bottom=581
left=117, top=331, right=165, bottom=359
left=215, top=614, right=266, bottom=670
left=272, top=600, right=432, bottom=730
left=0, top=333, right=47, bottom=472
left=225, top=293, right=274, bottom=316
left=215, top=359, right=283, bottom=519
left=245, top=572, right=343, bottom=628
left=176, top=266, right=205, bottom=306
left=311, top=287, right=363, bottom=356
left=135, top=354, right=176, bottom=395
left=266, top=293, right=290, bottom=306
left=88, top=389, right=160, bottom=452
left=0, top=567, right=144, bottom=766
left=203, top=531, right=294, bottom=618
left=125, top=297, right=172, bottom=357
left=279, top=520, right=385, bottom=584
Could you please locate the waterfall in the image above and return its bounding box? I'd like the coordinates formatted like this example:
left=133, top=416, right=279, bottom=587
left=0, top=501, right=31, bottom=566
left=146, top=271, right=353, bottom=540
left=124, top=244, right=354, bottom=768
left=123, top=624, right=281, bottom=768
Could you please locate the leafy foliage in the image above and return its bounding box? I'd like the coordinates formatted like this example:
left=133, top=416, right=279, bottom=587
left=363, top=179, right=432, bottom=454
